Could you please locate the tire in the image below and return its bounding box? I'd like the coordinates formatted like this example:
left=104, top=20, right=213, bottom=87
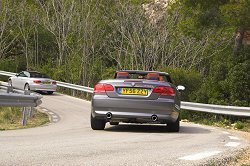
left=110, top=122, right=119, bottom=125
left=24, top=84, right=30, bottom=91
left=47, top=91, right=54, bottom=95
left=91, top=114, right=106, bottom=130
left=166, top=116, right=180, bottom=132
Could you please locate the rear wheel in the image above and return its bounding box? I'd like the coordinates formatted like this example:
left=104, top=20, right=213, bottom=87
left=166, top=116, right=180, bottom=132
left=24, top=84, right=30, bottom=91
left=110, top=122, right=119, bottom=125
left=91, top=114, right=106, bottom=130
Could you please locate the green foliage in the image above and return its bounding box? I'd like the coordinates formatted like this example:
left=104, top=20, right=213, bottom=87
left=181, top=109, right=249, bottom=131
left=0, top=57, right=26, bottom=73
left=226, top=60, right=250, bottom=106
left=159, top=67, right=202, bottom=101
left=101, top=68, right=116, bottom=80
left=38, top=60, right=66, bottom=81
left=130, top=0, right=151, bottom=5
left=233, top=121, right=245, bottom=129
left=220, top=0, right=250, bottom=27
left=0, top=0, right=249, bottom=108
left=173, top=0, right=250, bottom=106
left=175, top=0, right=250, bottom=43
left=194, top=58, right=250, bottom=106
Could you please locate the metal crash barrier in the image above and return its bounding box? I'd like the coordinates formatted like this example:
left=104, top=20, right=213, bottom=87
left=0, top=70, right=249, bottom=117
left=0, top=81, right=42, bottom=125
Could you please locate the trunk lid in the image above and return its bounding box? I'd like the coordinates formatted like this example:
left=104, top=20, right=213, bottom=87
left=100, top=79, right=173, bottom=100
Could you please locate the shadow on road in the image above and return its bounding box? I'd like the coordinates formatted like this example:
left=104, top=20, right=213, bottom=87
left=105, top=124, right=211, bottom=134
left=37, top=92, right=63, bottom=96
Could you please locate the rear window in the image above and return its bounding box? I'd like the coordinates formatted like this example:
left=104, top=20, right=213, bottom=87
left=29, top=72, right=49, bottom=78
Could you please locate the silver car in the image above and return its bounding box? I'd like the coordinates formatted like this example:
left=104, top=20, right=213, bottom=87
left=8, top=71, right=57, bottom=94
left=91, top=70, right=185, bottom=132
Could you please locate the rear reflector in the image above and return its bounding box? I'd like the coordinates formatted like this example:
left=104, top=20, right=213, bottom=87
left=33, top=80, right=41, bottom=84
left=153, top=86, right=175, bottom=96
left=94, top=83, right=114, bottom=93
left=52, top=81, right=57, bottom=85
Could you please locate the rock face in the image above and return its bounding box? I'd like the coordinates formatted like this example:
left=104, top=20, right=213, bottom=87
left=142, top=0, right=175, bottom=26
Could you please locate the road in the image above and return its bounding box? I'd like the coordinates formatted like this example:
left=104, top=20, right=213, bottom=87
left=0, top=93, right=248, bottom=166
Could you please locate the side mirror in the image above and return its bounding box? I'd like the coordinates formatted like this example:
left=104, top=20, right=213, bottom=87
left=15, top=74, right=19, bottom=77
left=177, top=85, right=185, bottom=91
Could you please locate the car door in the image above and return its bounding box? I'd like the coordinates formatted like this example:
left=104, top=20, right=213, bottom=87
left=13, top=71, right=28, bottom=89
left=11, top=72, right=21, bottom=88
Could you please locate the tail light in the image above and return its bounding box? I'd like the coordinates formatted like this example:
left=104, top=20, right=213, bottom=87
left=153, top=86, right=175, bottom=96
left=94, top=83, right=114, bottom=93
left=52, top=81, right=57, bottom=85
left=33, top=80, right=41, bottom=84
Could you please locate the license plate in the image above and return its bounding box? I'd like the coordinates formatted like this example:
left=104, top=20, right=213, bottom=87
left=42, top=82, right=51, bottom=84
left=120, top=88, right=148, bottom=96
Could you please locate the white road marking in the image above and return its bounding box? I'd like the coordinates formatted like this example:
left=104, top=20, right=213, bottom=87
left=222, top=131, right=230, bottom=134
left=52, top=115, right=58, bottom=118
left=179, top=151, right=221, bottom=161
left=47, top=112, right=54, bottom=115
left=225, top=142, right=241, bottom=147
left=42, top=109, right=48, bottom=112
left=228, top=136, right=240, bottom=140
left=53, top=119, right=59, bottom=122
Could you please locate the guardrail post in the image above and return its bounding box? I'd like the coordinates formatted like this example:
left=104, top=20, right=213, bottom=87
left=22, top=90, right=31, bottom=125
left=22, top=107, right=28, bottom=126
left=72, top=89, right=76, bottom=97
left=29, top=107, right=33, bottom=117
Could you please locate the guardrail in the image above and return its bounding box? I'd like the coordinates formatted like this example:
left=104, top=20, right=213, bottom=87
left=0, top=70, right=249, bottom=117
left=0, top=81, right=43, bottom=125
left=57, top=81, right=94, bottom=93
left=181, top=102, right=250, bottom=117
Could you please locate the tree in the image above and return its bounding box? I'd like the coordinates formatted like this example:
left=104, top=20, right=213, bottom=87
left=175, top=0, right=250, bottom=55
left=0, top=0, right=19, bottom=59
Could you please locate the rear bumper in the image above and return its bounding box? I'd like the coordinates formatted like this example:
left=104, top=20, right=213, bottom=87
left=29, top=84, right=57, bottom=92
left=92, top=95, right=180, bottom=123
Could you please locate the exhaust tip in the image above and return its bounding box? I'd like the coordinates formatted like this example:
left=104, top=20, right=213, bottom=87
left=106, top=112, right=112, bottom=119
left=151, top=115, right=158, bottom=122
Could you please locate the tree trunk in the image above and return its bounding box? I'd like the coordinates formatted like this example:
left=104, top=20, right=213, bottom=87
left=233, top=27, right=245, bottom=56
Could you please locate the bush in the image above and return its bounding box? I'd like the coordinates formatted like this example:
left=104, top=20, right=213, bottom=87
left=159, top=67, right=202, bottom=101
left=233, top=121, right=245, bottom=129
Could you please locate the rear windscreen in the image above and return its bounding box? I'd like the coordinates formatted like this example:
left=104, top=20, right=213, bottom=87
left=30, top=72, right=49, bottom=78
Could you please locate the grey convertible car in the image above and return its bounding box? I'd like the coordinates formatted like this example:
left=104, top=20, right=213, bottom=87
left=91, top=70, right=185, bottom=132
left=8, top=71, right=57, bottom=94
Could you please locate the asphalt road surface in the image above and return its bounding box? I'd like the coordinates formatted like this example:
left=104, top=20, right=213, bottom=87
left=0, top=93, right=248, bottom=166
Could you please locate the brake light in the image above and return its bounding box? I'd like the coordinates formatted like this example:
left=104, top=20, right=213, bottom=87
left=33, top=80, right=41, bottom=84
left=52, top=81, right=57, bottom=85
left=153, top=86, right=175, bottom=96
left=94, top=84, right=114, bottom=93
left=104, top=84, right=114, bottom=91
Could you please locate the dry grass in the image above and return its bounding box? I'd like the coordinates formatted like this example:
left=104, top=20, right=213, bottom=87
left=0, top=107, right=49, bottom=130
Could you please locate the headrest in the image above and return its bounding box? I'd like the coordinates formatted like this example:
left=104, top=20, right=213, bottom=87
left=146, top=73, right=160, bottom=80
left=116, top=72, right=129, bottom=79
